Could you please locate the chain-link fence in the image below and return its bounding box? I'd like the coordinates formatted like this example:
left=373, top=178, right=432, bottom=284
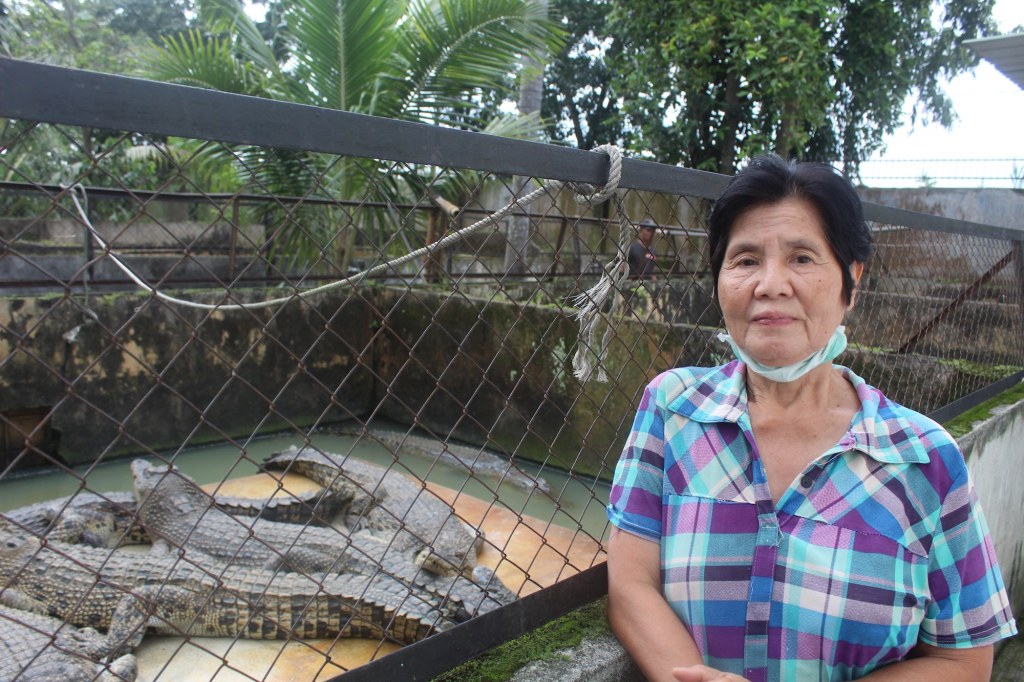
left=1, top=59, right=1023, bottom=681
left=857, top=157, right=1024, bottom=189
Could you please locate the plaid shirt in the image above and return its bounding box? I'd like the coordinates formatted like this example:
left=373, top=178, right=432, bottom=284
left=608, top=361, right=1016, bottom=681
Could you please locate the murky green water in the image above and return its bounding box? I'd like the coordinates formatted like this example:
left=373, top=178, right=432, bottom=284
left=0, top=432, right=611, bottom=542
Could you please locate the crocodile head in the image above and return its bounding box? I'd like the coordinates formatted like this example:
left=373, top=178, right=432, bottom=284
left=0, top=518, right=43, bottom=582
left=415, top=546, right=455, bottom=576
left=411, top=517, right=485, bottom=578
left=130, top=459, right=212, bottom=523
left=414, top=546, right=478, bottom=578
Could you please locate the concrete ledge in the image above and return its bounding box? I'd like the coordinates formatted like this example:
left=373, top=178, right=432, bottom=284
left=995, top=634, right=1024, bottom=681
left=508, top=631, right=642, bottom=682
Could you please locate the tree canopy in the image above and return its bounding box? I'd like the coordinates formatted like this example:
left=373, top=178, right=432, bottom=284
left=545, top=0, right=996, bottom=175
left=146, top=0, right=562, bottom=127
left=4, top=0, right=192, bottom=71
left=3, top=0, right=564, bottom=271
left=541, top=0, right=624, bottom=150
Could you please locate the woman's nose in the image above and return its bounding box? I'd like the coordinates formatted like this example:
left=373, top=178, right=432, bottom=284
left=753, top=261, right=792, bottom=297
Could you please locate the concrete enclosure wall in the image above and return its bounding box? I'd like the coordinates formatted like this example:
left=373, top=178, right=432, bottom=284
left=0, top=290, right=377, bottom=465
left=961, top=396, right=1024, bottom=618
left=1, top=287, right=1011, bottom=477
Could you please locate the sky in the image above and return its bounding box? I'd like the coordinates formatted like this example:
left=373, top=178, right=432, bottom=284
left=857, top=1, right=1024, bottom=188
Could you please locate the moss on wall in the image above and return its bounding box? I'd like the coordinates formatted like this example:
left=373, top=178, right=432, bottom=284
left=943, top=381, right=1024, bottom=439
left=432, top=598, right=612, bottom=682
left=370, top=287, right=713, bottom=479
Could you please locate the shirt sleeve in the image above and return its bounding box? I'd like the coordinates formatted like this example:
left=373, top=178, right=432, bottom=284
left=920, top=465, right=1018, bottom=647
left=626, top=242, right=643, bottom=276
left=607, top=379, right=668, bottom=541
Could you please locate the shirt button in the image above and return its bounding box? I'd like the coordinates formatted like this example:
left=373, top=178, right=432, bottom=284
left=800, top=474, right=814, bottom=489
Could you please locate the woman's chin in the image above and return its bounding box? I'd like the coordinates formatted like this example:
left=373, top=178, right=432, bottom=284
left=744, top=350, right=812, bottom=371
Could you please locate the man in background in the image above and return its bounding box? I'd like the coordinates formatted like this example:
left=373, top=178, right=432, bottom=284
left=627, top=220, right=657, bottom=280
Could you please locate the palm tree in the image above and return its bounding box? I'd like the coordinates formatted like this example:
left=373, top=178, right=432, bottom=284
left=144, top=0, right=563, bottom=274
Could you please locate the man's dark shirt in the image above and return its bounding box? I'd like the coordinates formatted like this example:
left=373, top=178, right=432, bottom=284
left=628, top=240, right=656, bottom=279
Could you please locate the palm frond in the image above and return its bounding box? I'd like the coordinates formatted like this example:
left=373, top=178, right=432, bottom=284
left=143, top=28, right=261, bottom=95
left=395, top=0, right=564, bottom=125
left=481, top=110, right=547, bottom=141
left=286, top=0, right=407, bottom=111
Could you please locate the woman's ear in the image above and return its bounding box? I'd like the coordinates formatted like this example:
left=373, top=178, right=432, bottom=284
left=848, top=262, right=865, bottom=309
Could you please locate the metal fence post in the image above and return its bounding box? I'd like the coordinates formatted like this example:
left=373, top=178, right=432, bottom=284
left=1016, top=240, right=1024, bottom=356
left=229, top=197, right=240, bottom=281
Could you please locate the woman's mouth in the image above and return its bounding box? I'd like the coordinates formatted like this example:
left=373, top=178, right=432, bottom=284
left=752, top=313, right=793, bottom=325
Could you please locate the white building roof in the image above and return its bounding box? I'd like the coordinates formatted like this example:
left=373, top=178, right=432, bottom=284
left=965, top=32, right=1024, bottom=90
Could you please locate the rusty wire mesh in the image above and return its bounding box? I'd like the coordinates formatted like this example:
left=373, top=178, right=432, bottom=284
left=1, top=68, right=1023, bottom=681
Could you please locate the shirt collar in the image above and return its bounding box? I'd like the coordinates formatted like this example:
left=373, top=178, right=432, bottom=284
left=666, top=360, right=930, bottom=465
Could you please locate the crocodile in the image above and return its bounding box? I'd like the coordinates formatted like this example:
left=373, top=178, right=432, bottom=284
left=344, top=426, right=552, bottom=494
left=4, top=491, right=146, bottom=548
left=5, top=481, right=348, bottom=549
left=131, top=458, right=357, bottom=574
left=0, top=603, right=137, bottom=682
left=131, top=459, right=514, bottom=616
left=0, top=517, right=458, bottom=649
left=263, top=446, right=485, bottom=577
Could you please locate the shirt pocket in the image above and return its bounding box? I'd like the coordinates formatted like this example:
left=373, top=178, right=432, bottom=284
left=660, top=493, right=760, bottom=656
left=779, top=517, right=929, bottom=668
left=661, top=493, right=761, bottom=575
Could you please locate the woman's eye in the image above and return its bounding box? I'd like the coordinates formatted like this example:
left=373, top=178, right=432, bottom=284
left=794, top=254, right=813, bottom=264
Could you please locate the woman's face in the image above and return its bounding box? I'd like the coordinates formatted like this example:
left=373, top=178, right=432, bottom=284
left=717, top=198, right=862, bottom=368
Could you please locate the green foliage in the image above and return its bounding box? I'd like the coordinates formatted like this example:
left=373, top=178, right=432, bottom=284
left=604, top=0, right=996, bottom=174
left=146, top=0, right=563, bottom=124
left=937, top=358, right=1024, bottom=382
left=0, top=0, right=11, bottom=54
left=95, top=0, right=192, bottom=42
left=140, top=0, right=565, bottom=270
left=5, top=0, right=192, bottom=72
left=1, top=0, right=212, bottom=221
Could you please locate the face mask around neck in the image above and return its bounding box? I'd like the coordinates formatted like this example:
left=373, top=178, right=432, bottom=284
left=716, top=326, right=847, bottom=383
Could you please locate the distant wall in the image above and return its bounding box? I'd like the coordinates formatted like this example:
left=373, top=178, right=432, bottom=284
left=857, top=187, right=1024, bottom=229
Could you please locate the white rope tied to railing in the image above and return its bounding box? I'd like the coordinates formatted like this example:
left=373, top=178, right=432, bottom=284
left=66, top=144, right=632, bottom=381
left=68, top=182, right=559, bottom=312
left=567, top=144, right=631, bottom=383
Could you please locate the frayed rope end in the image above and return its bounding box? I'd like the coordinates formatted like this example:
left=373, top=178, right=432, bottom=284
left=570, top=271, right=620, bottom=383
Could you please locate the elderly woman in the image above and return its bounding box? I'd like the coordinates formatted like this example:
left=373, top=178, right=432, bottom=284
left=606, top=155, right=1016, bottom=682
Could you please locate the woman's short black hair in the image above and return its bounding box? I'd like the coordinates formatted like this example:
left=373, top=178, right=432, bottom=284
left=707, top=154, right=873, bottom=304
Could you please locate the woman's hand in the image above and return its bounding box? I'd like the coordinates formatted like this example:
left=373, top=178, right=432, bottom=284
left=672, top=664, right=751, bottom=681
